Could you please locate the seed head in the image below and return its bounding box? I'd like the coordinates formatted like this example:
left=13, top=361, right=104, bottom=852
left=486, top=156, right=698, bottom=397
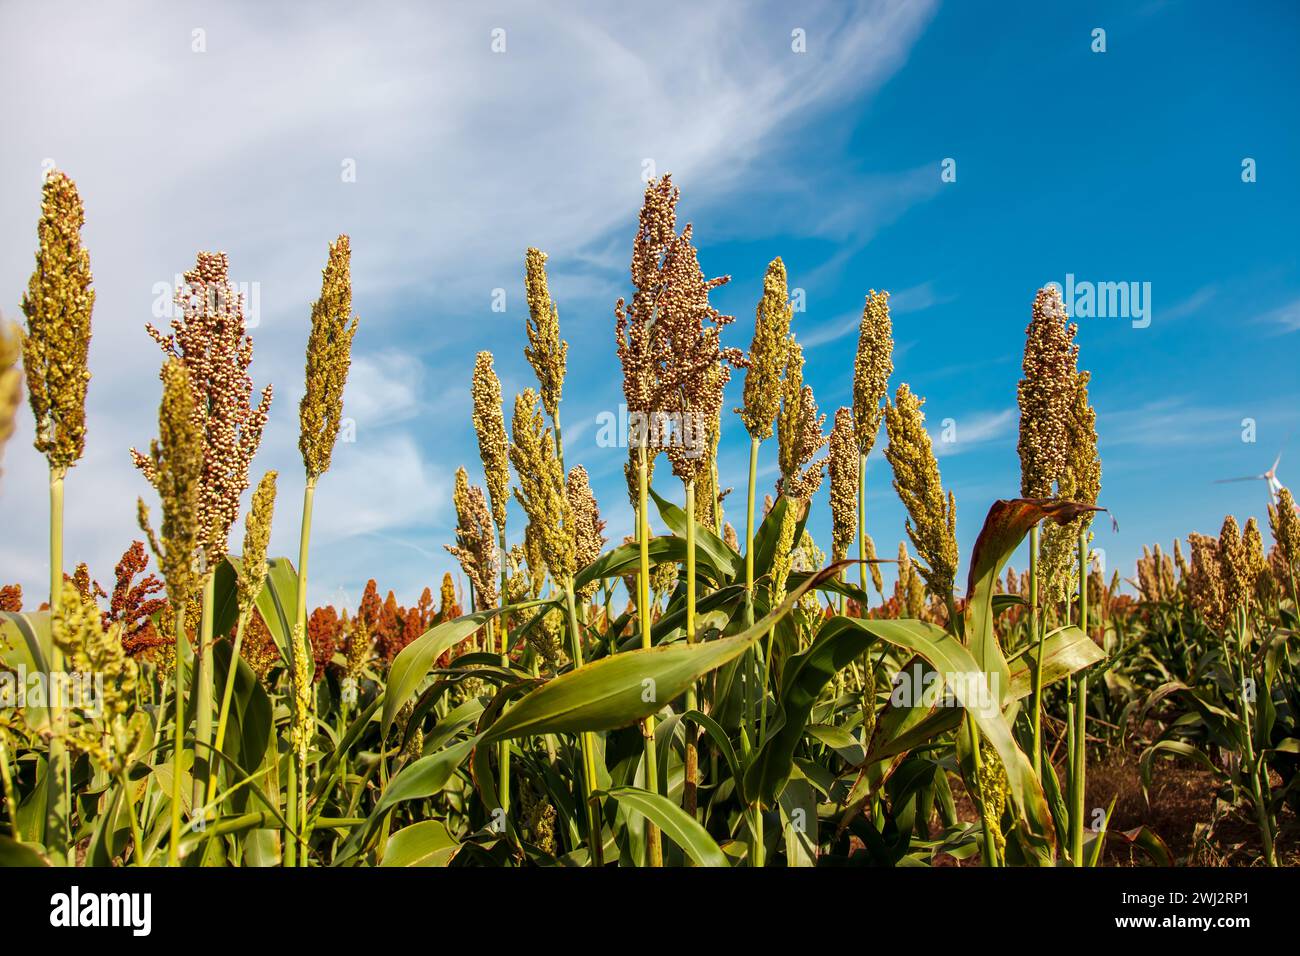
left=1242, top=517, right=1268, bottom=597
left=22, top=171, right=94, bottom=472
left=1218, top=515, right=1250, bottom=615
left=723, top=521, right=739, bottom=552
left=828, top=406, right=859, bottom=561
left=567, top=465, right=606, bottom=601
left=615, top=175, right=743, bottom=485
left=862, top=531, right=884, bottom=598
left=237, top=470, right=277, bottom=615
left=1039, top=366, right=1102, bottom=604
left=51, top=580, right=146, bottom=776
left=471, top=351, right=510, bottom=535
left=133, top=251, right=272, bottom=568
left=852, top=290, right=893, bottom=455
left=510, top=388, right=574, bottom=581
left=1017, top=287, right=1077, bottom=497
left=137, top=359, right=203, bottom=606
left=739, top=258, right=792, bottom=441
left=523, top=248, right=568, bottom=421
left=1187, top=532, right=1227, bottom=631
left=776, top=339, right=827, bottom=500
left=895, top=542, right=926, bottom=620
left=1268, top=487, right=1300, bottom=575
left=300, top=235, right=358, bottom=480
left=445, top=466, right=500, bottom=610
left=769, top=501, right=800, bottom=605
left=884, top=383, right=958, bottom=602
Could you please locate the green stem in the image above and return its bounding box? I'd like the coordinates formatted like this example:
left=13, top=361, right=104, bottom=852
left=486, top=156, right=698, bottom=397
left=117, top=771, right=145, bottom=866
left=0, top=734, right=20, bottom=840
left=1070, top=529, right=1089, bottom=865
left=45, top=467, right=69, bottom=863
left=168, top=606, right=187, bottom=866
left=293, top=476, right=316, bottom=866
left=1028, top=526, right=1044, bottom=775
left=208, top=610, right=250, bottom=812
left=497, top=529, right=511, bottom=821
left=683, top=480, right=699, bottom=820
left=564, top=580, right=602, bottom=865
left=743, top=437, right=762, bottom=867
left=194, top=572, right=215, bottom=813
left=858, top=454, right=868, bottom=596
left=1234, top=608, right=1276, bottom=866
left=636, top=446, right=663, bottom=866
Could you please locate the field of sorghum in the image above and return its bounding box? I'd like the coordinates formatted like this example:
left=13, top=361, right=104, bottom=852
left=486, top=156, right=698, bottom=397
left=0, top=170, right=1296, bottom=868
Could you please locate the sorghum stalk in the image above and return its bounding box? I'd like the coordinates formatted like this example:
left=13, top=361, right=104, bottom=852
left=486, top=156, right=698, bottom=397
left=1070, top=528, right=1089, bottom=864
left=852, top=290, right=893, bottom=613
left=210, top=470, right=276, bottom=813
left=636, top=446, right=663, bottom=866
left=0, top=734, right=21, bottom=840
left=23, top=171, right=95, bottom=861
left=683, top=480, right=700, bottom=818
left=169, top=608, right=187, bottom=865
left=295, top=235, right=358, bottom=864
left=1028, top=526, right=1044, bottom=774
left=137, top=360, right=204, bottom=866
left=132, top=251, right=273, bottom=809
left=563, top=580, right=602, bottom=865
left=47, top=472, right=69, bottom=857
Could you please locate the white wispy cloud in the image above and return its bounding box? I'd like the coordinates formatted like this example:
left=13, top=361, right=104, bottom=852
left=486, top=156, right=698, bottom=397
left=931, top=408, right=1015, bottom=457
left=0, top=0, right=937, bottom=602
left=1257, top=297, right=1300, bottom=333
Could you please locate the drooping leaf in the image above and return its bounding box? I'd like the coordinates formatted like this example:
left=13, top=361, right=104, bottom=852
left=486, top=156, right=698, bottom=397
left=481, top=568, right=840, bottom=744
left=600, top=786, right=729, bottom=867
left=380, top=820, right=459, bottom=867
left=382, top=602, right=543, bottom=735
left=963, top=498, right=1103, bottom=705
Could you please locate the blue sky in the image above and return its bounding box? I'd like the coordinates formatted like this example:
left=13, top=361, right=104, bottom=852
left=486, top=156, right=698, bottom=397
left=1, top=1, right=1297, bottom=609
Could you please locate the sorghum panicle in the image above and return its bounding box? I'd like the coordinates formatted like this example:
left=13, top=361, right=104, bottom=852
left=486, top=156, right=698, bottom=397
left=300, top=235, right=359, bottom=481
left=523, top=248, right=568, bottom=421
left=828, top=406, right=858, bottom=561
left=137, top=359, right=204, bottom=606
left=739, top=258, right=792, bottom=441
left=883, top=383, right=958, bottom=602
left=22, top=171, right=94, bottom=472
left=471, top=351, right=511, bottom=535
left=133, top=251, right=272, bottom=567
left=852, top=290, right=893, bottom=455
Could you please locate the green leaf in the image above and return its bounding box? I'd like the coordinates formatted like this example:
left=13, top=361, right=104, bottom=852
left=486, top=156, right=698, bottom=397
left=481, top=568, right=839, bottom=744
left=779, top=776, right=818, bottom=867
left=382, top=603, right=542, bottom=736
left=0, top=835, right=50, bottom=867
left=574, top=536, right=687, bottom=593
left=837, top=616, right=1057, bottom=852
left=963, top=498, right=1103, bottom=704
left=380, top=820, right=459, bottom=867
left=650, top=487, right=741, bottom=583
left=1006, top=625, right=1106, bottom=700
left=375, top=737, right=479, bottom=816
left=600, top=787, right=729, bottom=867
left=751, top=495, right=807, bottom=582
left=0, top=610, right=51, bottom=675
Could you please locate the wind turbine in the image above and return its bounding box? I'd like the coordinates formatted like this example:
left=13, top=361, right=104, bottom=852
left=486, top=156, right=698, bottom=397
left=1215, top=449, right=1285, bottom=505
